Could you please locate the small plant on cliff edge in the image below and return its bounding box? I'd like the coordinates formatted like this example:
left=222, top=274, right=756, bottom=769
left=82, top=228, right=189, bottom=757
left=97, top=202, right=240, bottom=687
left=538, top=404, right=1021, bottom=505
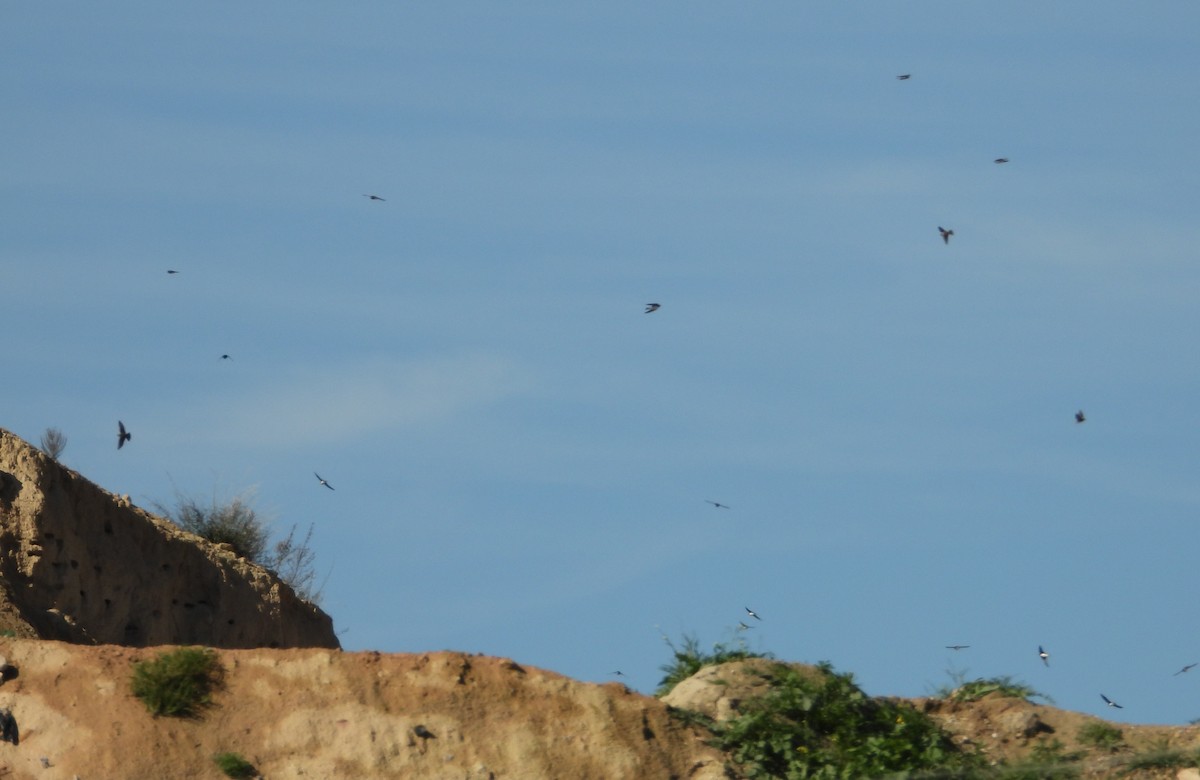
left=153, top=487, right=324, bottom=603
left=1077, top=720, right=1124, bottom=751
left=656, top=632, right=769, bottom=696
left=39, top=427, right=67, bottom=461
left=153, top=488, right=268, bottom=561
left=213, top=751, right=257, bottom=779
left=130, top=647, right=223, bottom=717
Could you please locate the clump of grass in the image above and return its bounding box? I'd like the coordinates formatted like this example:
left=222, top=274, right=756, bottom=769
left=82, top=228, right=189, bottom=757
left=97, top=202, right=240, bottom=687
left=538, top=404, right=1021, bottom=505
left=655, top=633, right=769, bottom=696
left=213, top=751, right=257, bottom=778
left=130, top=647, right=223, bottom=718
left=1077, top=720, right=1124, bottom=751
left=944, top=675, right=1053, bottom=704
left=1118, top=748, right=1197, bottom=774
left=712, top=661, right=983, bottom=779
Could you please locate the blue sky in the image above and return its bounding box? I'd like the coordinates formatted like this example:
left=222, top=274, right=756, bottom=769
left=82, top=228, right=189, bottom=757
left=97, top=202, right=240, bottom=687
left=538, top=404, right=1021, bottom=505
left=5, top=3, right=1200, bottom=725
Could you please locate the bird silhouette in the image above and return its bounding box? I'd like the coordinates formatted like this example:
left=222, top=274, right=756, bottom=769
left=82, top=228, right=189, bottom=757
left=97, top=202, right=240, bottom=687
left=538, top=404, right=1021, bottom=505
left=1101, top=694, right=1123, bottom=709
left=938, top=226, right=954, bottom=244
left=611, top=670, right=625, bottom=676
left=412, top=724, right=435, bottom=739
left=1075, top=410, right=1086, bottom=424
left=1174, top=663, right=1197, bottom=676
left=363, top=194, right=386, bottom=201
left=1038, top=645, right=1050, bottom=667
left=896, top=74, right=911, bottom=80
left=314, top=472, right=334, bottom=490
left=706, top=500, right=731, bottom=509
left=737, top=621, right=754, bottom=631
left=220, top=354, right=232, bottom=360
left=645, top=303, right=661, bottom=313
left=745, top=606, right=761, bottom=621
left=994, top=158, right=1009, bottom=164
left=117, top=421, right=132, bottom=450
left=945, top=645, right=970, bottom=651
left=167, top=269, right=180, bottom=274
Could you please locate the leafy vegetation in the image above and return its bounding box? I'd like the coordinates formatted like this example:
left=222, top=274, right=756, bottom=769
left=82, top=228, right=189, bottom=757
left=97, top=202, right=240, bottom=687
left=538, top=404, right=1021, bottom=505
left=153, top=489, right=268, bottom=561
left=1117, top=740, right=1200, bottom=774
left=708, top=661, right=983, bottom=779
left=940, top=675, right=1053, bottom=705
left=655, top=633, right=769, bottom=696
left=130, top=647, right=223, bottom=718
left=213, top=751, right=257, bottom=779
left=1076, top=720, right=1124, bottom=751
left=153, top=487, right=323, bottom=602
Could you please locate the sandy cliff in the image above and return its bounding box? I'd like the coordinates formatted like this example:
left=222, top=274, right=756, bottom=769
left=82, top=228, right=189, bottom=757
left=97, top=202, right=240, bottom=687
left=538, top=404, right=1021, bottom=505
left=0, top=428, right=337, bottom=650
left=0, top=641, right=728, bottom=780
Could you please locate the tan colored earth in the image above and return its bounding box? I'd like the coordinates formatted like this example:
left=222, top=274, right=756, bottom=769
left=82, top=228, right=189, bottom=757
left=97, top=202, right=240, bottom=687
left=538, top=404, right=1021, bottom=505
left=3, top=428, right=1198, bottom=779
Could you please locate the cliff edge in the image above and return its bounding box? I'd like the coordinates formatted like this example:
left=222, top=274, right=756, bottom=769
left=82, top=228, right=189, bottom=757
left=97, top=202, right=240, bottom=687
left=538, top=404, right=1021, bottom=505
left=0, top=428, right=337, bottom=649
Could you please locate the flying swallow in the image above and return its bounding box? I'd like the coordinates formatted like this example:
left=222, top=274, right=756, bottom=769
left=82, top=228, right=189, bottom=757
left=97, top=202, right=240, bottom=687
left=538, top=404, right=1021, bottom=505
left=945, top=645, right=970, bottom=651
left=1174, top=663, right=1197, bottom=676
left=706, top=500, right=731, bottom=509
left=645, top=303, right=661, bottom=313
left=896, top=74, right=911, bottom=80
left=938, top=226, right=954, bottom=244
left=745, top=607, right=761, bottom=621
left=363, top=194, right=386, bottom=201
left=117, top=421, right=132, bottom=450
left=737, top=621, right=754, bottom=631
left=1100, top=694, right=1123, bottom=709
left=1038, top=645, right=1050, bottom=666
left=220, top=354, right=232, bottom=360
left=314, top=472, right=335, bottom=491
left=167, top=269, right=180, bottom=274
left=994, top=158, right=1009, bottom=164
left=1075, top=410, right=1086, bottom=424
left=412, top=724, right=435, bottom=739
left=611, top=670, right=625, bottom=676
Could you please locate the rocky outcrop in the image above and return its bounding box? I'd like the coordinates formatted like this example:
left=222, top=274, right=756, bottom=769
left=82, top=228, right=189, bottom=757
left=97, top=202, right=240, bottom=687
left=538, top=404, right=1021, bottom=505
left=0, top=428, right=337, bottom=649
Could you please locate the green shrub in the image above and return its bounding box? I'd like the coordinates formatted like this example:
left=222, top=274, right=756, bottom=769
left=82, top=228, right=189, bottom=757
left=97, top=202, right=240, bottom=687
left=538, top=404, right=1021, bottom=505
left=154, top=490, right=268, bottom=561
left=655, top=633, right=769, bottom=696
left=1118, top=747, right=1199, bottom=774
left=944, top=676, right=1052, bottom=704
left=1077, top=720, right=1124, bottom=751
left=130, top=647, right=223, bottom=717
left=712, top=662, right=982, bottom=779
left=213, top=751, right=257, bottom=779
left=153, top=489, right=323, bottom=603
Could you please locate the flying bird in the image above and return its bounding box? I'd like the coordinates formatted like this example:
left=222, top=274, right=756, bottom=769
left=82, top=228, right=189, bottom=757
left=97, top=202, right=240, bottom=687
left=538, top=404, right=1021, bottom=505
left=737, top=621, right=754, bottom=631
left=220, top=354, right=232, bottom=360
left=945, top=645, right=970, bottom=651
left=1075, top=410, right=1086, bottom=424
left=117, top=421, right=132, bottom=450
left=896, top=74, right=911, bottom=80
left=1174, top=663, right=1197, bottom=676
left=167, top=269, right=180, bottom=274
left=314, top=472, right=334, bottom=491
left=412, top=724, right=435, bottom=739
left=1038, top=645, right=1050, bottom=667
left=363, top=194, right=386, bottom=201
left=745, top=606, right=761, bottom=621
left=994, top=158, right=1009, bottom=164
left=706, top=500, right=731, bottom=509
left=938, top=226, right=954, bottom=244
left=645, top=303, right=661, bottom=313
left=611, top=670, right=625, bottom=676
left=1100, top=693, right=1123, bottom=709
